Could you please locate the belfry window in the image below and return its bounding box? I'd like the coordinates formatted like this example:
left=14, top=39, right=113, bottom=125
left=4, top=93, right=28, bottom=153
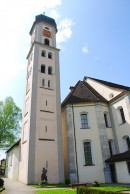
left=41, top=65, right=45, bottom=73
left=41, top=50, right=46, bottom=57
left=44, top=38, right=49, bottom=46
left=48, top=52, right=52, bottom=59
left=48, top=66, right=52, bottom=75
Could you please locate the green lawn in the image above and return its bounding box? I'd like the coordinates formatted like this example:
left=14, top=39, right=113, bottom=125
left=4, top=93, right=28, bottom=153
left=90, top=184, right=130, bottom=192
left=34, top=184, right=130, bottom=194
left=35, top=189, right=76, bottom=194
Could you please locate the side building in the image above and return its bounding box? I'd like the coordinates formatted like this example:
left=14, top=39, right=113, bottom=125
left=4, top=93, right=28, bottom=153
left=62, top=77, right=130, bottom=183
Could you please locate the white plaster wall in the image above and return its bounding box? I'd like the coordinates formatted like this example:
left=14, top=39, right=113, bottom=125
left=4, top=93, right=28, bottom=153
left=73, top=104, right=105, bottom=183
left=6, top=146, right=19, bottom=181
left=86, top=78, right=123, bottom=101
left=110, top=94, right=130, bottom=153
left=115, top=162, right=130, bottom=183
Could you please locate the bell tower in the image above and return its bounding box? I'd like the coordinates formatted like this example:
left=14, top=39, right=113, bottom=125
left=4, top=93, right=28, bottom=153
left=19, top=14, right=64, bottom=184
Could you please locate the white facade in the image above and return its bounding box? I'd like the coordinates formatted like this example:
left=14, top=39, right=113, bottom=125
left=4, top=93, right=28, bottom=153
left=6, top=14, right=64, bottom=184
left=62, top=78, right=130, bottom=184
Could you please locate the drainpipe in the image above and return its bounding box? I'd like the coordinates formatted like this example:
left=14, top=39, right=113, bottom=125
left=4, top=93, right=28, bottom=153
left=72, top=104, right=79, bottom=183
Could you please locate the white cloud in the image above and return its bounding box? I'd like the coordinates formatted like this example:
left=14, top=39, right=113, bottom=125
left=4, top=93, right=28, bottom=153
left=0, top=0, right=62, bottom=92
left=82, top=45, right=89, bottom=54
left=57, top=18, right=73, bottom=46
left=50, top=9, right=60, bottom=20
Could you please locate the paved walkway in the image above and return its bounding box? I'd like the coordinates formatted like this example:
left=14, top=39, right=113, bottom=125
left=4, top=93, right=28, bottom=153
left=1, top=178, right=36, bottom=194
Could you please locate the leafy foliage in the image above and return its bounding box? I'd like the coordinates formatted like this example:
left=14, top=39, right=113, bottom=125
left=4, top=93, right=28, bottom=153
left=64, top=178, right=70, bottom=185
left=0, top=97, right=22, bottom=149
left=0, top=178, right=4, bottom=187
left=92, top=181, right=100, bottom=187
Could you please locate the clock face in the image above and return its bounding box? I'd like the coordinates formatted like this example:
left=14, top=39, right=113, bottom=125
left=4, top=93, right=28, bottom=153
left=43, top=30, right=51, bottom=38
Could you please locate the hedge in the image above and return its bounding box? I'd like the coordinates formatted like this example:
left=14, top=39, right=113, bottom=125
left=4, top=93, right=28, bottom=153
left=0, top=178, right=4, bottom=187
left=77, top=187, right=125, bottom=194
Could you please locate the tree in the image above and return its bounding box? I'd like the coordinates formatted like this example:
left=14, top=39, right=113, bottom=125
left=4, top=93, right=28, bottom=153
left=0, top=97, right=22, bottom=149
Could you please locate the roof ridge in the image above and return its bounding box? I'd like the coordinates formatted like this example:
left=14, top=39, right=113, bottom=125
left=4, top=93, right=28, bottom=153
left=85, top=76, right=130, bottom=90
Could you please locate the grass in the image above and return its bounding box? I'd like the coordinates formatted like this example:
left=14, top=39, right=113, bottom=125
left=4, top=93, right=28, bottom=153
left=32, top=183, right=69, bottom=188
left=33, top=184, right=130, bottom=194
left=89, top=184, right=130, bottom=192
left=35, top=189, right=76, bottom=194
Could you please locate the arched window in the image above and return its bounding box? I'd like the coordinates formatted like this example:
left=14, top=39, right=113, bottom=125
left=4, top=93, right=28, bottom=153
left=48, top=52, right=52, bottom=59
left=48, top=66, right=52, bottom=75
left=42, top=79, right=45, bottom=86
left=41, top=50, right=46, bottom=57
left=104, top=112, right=111, bottom=128
left=82, top=140, right=93, bottom=166
left=123, top=136, right=130, bottom=151
left=44, top=38, right=49, bottom=46
left=48, top=80, right=50, bottom=88
left=41, top=65, right=45, bottom=73
left=80, top=113, right=89, bottom=129
left=108, top=139, right=115, bottom=156
left=117, top=106, right=126, bottom=125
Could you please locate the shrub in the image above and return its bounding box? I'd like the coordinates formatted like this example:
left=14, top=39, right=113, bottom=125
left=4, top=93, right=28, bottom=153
left=92, top=181, right=100, bottom=187
left=39, top=180, right=47, bottom=186
left=64, top=178, right=70, bottom=185
left=0, top=178, right=4, bottom=187
left=77, top=187, right=120, bottom=194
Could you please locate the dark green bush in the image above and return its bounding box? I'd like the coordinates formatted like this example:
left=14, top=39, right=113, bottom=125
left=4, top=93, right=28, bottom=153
left=64, top=178, right=70, bottom=185
left=92, top=181, right=100, bottom=187
left=0, top=178, right=4, bottom=187
left=77, top=187, right=120, bottom=194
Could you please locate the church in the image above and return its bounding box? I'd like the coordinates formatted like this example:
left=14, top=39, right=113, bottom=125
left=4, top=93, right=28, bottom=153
left=5, top=14, right=130, bottom=184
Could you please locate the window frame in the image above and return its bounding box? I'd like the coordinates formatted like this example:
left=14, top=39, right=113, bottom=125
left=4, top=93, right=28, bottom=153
left=82, top=140, right=94, bottom=166
left=123, top=136, right=130, bottom=151
left=41, top=65, right=45, bottom=73
left=42, top=79, right=45, bottom=87
left=117, top=106, right=126, bottom=125
left=44, top=38, right=49, bottom=46
left=48, top=52, right=52, bottom=59
left=41, top=50, right=46, bottom=57
left=48, top=66, right=52, bottom=75
left=104, top=112, right=111, bottom=128
left=80, top=112, right=89, bottom=129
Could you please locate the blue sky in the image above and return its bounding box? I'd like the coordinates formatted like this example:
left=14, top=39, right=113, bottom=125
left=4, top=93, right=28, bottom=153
left=0, top=0, right=130, bottom=158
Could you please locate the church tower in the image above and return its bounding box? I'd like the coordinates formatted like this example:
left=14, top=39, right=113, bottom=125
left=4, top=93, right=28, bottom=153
left=18, top=14, right=64, bottom=184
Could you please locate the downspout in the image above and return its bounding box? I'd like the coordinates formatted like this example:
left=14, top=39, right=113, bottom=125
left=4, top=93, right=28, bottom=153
left=72, top=104, right=79, bottom=183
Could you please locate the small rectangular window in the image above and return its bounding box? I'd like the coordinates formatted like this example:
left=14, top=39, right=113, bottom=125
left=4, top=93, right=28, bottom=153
left=81, top=114, right=89, bottom=129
